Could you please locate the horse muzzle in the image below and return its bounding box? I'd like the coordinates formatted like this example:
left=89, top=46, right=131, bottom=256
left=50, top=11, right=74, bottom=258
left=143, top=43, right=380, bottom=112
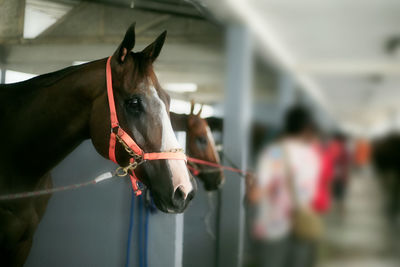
left=152, top=174, right=197, bottom=213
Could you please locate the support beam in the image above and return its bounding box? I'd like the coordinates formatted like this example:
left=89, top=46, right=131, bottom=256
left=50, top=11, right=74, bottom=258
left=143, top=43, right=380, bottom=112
left=217, top=24, right=252, bottom=267
left=136, top=14, right=171, bottom=35
left=92, top=0, right=203, bottom=19
left=277, top=70, right=296, bottom=126
left=3, top=43, right=222, bottom=65
left=0, top=0, right=25, bottom=40
left=296, top=61, right=400, bottom=75
left=0, top=68, right=5, bottom=84
left=36, top=2, right=85, bottom=39
left=0, top=1, right=222, bottom=46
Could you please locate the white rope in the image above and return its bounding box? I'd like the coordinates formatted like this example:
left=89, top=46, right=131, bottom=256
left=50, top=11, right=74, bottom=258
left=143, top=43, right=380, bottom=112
left=0, top=171, right=117, bottom=201
left=94, top=172, right=114, bottom=183
left=204, top=191, right=216, bottom=240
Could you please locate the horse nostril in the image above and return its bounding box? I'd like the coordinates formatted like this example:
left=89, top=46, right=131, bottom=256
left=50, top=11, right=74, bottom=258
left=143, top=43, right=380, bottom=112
left=172, top=186, right=195, bottom=210
left=173, top=186, right=186, bottom=204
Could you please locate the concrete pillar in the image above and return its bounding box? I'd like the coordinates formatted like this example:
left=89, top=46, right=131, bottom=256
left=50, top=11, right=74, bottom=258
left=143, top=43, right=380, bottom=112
left=0, top=68, right=5, bottom=84
left=277, top=70, right=296, bottom=127
left=217, top=24, right=253, bottom=267
left=147, top=213, right=184, bottom=267
left=148, top=132, right=186, bottom=267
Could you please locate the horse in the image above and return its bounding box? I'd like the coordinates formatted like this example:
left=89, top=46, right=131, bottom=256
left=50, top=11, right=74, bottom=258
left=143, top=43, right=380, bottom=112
left=170, top=101, right=224, bottom=191
left=170, top=102, right=274, bottom=190
left=0, top=24, right=196, bottom=266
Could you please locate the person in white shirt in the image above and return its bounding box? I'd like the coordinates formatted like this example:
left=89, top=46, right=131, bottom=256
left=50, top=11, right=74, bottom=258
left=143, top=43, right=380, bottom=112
left=246, top=105, right=321, bottom=267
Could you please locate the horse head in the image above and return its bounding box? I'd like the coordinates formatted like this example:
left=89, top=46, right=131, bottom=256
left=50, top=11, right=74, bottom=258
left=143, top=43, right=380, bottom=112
left=187, top=101, right=224, bottom=190
left=90, top=24, right=196, bottom=213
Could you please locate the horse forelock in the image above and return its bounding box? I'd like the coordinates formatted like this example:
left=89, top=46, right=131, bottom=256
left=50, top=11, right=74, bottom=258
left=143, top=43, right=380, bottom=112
left=120, top=53, right=169, bottom=102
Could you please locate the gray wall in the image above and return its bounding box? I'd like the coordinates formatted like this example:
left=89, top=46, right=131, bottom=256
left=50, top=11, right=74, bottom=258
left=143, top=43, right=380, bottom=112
left=183, top=187, right=219, bottom=267
left=25, top=140, right=181, bottom=267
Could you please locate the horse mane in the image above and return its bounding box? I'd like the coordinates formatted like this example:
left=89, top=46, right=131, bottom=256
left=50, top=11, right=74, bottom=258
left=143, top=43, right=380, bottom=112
left=0, top=59, right=105, bottom=94
left=23, top=65, right=85, bottom=87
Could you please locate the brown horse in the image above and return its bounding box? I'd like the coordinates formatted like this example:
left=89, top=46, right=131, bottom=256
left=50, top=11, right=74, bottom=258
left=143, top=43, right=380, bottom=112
left=171, top=101, right=224, bottom=191
left=0, top=24, right=196, bottom=266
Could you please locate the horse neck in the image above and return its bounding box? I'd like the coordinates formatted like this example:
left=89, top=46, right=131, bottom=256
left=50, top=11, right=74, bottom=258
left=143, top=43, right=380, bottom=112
left=0, top=59, right=107, bottom=179
left=170, top=112, right=188, bottom=132
left=170, top=112, right=193, bottom=153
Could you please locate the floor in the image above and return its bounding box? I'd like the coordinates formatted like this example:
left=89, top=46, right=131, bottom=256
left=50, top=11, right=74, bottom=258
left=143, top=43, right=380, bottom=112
left=319, top=170, right=400, bottom=267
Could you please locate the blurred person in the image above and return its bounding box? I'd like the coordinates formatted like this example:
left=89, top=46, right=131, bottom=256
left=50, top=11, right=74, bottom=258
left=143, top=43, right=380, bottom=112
left=246, top=105, right=321, bottom=267
left=312, top=134, right=336, bottom=214
left=353, top=138, right=371, bottom=173
left=331, top=133, right=351, bottom=216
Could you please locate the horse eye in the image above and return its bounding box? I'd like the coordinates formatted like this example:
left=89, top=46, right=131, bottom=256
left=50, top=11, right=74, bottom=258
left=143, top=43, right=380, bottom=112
left=196, top=136, right=208, bottom=148
left=126, top=97, right=142, bottom=113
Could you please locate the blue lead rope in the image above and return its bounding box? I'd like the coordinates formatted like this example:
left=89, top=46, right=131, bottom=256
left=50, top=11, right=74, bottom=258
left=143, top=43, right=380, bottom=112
left=125, top=188, right=150, bottom=267
left=144, top=201, right=150, bottom=267
left=140, top=192, right=150, bottom=267
left=138, top=194, right=144, bottom=267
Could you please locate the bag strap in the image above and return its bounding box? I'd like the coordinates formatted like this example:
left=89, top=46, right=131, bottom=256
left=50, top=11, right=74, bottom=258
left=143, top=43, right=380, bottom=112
left=281, top=142, right=299, bottom=208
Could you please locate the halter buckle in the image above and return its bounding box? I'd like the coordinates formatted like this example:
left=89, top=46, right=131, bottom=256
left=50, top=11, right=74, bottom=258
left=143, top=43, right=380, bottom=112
left=134, top=153, right=144, bottom=162
left=115, top=161, right=140, bottom=177
left=111, top=124, right=120, bottom=134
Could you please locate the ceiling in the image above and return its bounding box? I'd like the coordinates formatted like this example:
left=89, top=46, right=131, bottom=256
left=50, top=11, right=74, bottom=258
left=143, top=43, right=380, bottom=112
left=0, top=0, right=228, bottom=105
left=205, top=0, right=400, bottom=135
left=3, top=0, right=398, bottom=135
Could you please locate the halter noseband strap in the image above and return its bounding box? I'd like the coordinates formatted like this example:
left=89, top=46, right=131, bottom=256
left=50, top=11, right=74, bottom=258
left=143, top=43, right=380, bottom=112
left=106, top=56, right=187, bottom=195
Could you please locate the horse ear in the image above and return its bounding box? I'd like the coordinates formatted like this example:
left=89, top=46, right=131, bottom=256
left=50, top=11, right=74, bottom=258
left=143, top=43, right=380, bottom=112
left=197, top=104, right=204, bottom=117
left=141, top=31, right=167, bottom=62
left=114, top=23, right=136, bottom=63
left=190, top=100, right=195, bottom=115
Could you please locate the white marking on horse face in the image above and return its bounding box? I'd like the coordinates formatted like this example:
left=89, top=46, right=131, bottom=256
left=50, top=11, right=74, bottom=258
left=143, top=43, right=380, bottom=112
left=149, top=86, right=193, bottom=198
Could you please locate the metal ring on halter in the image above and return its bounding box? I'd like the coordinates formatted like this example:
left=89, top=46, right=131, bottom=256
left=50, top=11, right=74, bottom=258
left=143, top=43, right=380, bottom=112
left=115, top=161, right=139, bottom=177
left=134, top=153, right=143, bottom=161
left=111, top=124, right=120, bottom=134
left=115, top=167, right=128, bottom=177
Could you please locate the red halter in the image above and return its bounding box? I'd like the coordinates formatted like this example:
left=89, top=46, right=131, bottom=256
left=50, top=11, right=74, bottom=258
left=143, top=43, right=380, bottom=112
left=106, top=56, right=187, bottom=195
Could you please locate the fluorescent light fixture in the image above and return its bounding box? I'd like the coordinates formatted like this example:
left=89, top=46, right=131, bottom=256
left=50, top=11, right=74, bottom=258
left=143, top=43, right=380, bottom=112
left=5, top=70, right=36, bottom=84
left=170, top=99, right=214, bottom=117
left=164, top=83, right=198, bottom=93
left=23, top=0, right=73, bottom=39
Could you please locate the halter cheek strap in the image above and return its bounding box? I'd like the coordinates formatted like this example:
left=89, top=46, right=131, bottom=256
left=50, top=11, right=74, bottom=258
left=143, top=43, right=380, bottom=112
left=106, top=56, right=187, bottom=195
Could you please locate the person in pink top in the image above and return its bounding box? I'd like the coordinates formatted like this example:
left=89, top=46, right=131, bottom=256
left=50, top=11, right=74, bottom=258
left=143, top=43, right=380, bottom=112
left=312, top=137, right=337, bottom=214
